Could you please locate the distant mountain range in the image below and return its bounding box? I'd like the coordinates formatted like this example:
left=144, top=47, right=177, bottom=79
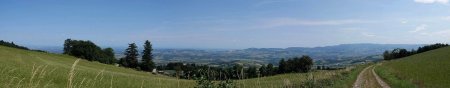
left=31, top=43, right=423, bottom=66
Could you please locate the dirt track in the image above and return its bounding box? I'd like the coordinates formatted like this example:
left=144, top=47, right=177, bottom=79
left=353, top=65, right=390, bottom=88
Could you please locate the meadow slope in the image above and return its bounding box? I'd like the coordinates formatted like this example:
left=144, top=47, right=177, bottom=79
left=376, top=46, right=450, bottom=88
left=0, top=45, right=364, bottom=88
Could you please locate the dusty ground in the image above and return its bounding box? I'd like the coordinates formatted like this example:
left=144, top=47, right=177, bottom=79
left=353, top=65, right=390, bottom=88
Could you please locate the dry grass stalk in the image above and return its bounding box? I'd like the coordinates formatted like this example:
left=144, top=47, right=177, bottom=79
left=67, top=59, right=80, bottom=88
left=94, top=69, right=104, bottom=80
left=78, top=78, right=86, bottom=88
left=110, top=75, right=113, bottom=88
left=140, top=80, right=144, bottom=88
left=43, top=79, right=53, bottom=88
left=29, top=65, right=43, bottom=87
left=283, top=79, right=291, bottom=88
left=6, top=77, right=18, bottom=87
left=16, top=78, right=25, bottom=88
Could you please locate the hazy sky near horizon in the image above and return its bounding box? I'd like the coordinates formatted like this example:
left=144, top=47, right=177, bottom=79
left=1, top=0, right=450, bottom=49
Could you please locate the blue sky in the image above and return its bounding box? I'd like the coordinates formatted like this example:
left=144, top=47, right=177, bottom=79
left=1, top=0, right=450, bottom=49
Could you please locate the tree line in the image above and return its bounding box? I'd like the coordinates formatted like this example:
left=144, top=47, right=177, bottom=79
left=63, top=39, right=116, bottom=64
left=156, top=55, right=313, bottom=80
left=117, top=40, right=155, bottom=72
left=278, top=55, right=314, bottom=73
left=383, top=43, right=449, bottom=60
left=63, top=39, right=155, bottom=72
left=0, top=40, right=48, bottom=53
left=0, top=40, right=29, bottom=50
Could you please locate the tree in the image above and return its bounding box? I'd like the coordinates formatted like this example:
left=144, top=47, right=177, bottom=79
left=259, top=65, right=267, bottom=77
left=119, top=57, right=127, bottom=67
left=278, top=59, right=287, bottom=74
left=64, top=39, right=103, bottom=61
left=246, top=66, right=258, bottom=78
left=124, top=43, right=139, bottom=68
left=232, top=64, right=243, bottom=79
left=140, top=40, right=155, bottom=72
left=298, top=55, right=313, bottom=73
left=383, top=50, right=392, bottom=60
left=101, top=48, right=116, bottom=64
left=63, top=39, right=72, bottom=54
left=62, top=39, right=118, bottom=64
left=0, top=40, right=29, bottom=50
left=383, top=43, right=448, bottom=61
left=266, top=63, right=274, bottom=76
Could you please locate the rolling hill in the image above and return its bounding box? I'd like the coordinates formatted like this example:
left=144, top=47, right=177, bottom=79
left=32, top=43, right=422, bottom=66
left=0, top=45, right=195, bottom=88
left=375, top=46, right=450, bottom=88
left=0, top=45, right=366, bottom=88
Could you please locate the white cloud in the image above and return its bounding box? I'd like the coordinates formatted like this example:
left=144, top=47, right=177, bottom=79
left=442, top=16, right=450, bottom=21
left=401, top=20, right=408, bottom=24
left=434, top=29, right=450, bottom=37
left=414, top=0, right=449, bottom=4
left=361, top=32, right=376, bottom=37
left=263, top=18, right=367, bottom=28
left=417, top=29, right=450, bottom=38
left=410, top=24, right=428, bottom=33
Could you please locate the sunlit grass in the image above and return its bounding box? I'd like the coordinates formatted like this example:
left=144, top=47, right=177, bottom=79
left=377, top=46, right=450, bottom=88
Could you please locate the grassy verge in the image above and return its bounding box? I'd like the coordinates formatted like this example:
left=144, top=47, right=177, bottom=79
left=374, top=65, right=416, bottom=88
left=326, top=64, right=371, bottom=88
left=283, top=64, right=371, bottom=88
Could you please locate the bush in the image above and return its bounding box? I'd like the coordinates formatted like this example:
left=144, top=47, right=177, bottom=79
left=195, top=76, right=215, bottom=88
left=217, top=79, right=236, bottom=88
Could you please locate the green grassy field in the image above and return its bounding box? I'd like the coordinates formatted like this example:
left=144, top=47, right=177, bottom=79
left=375, top=46, right=450, bottom=88
left=0, top=45, right=366, bottom=88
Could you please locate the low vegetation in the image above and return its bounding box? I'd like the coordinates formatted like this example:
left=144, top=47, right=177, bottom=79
left=377, top=46, right=450, bottom=87
left=374, top=65, right=416, bottom=88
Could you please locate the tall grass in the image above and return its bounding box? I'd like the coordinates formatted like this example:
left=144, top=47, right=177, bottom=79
left=67, top=59, right=80, bottom=88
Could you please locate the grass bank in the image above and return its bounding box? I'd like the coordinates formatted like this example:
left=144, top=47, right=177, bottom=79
left=376, top=46, right=450, bottom=88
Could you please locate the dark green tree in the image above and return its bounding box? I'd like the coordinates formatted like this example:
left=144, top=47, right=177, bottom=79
left=63, top=39, right=72, bottom=54
left=119, top=57, right=127, bottom=67
left=246, top=66, right=258, bottom=78
left=101, top=48, right=116, bottom=64
left=124, top=43, right=139, bottom=68
left=278, top=59, right=287, bottom=74
left=266, top=63, right=274, bottom=76
left=383, top=50, right=392, bottom=60
left=232, top=64, right=244, bottom=79
left=0, top=40, right=29, bottom=50
left=64, top=39, right=103, bottom=61
left=62, top=39, right=118, bottom=64
left=140, top=40, right=155, bottom=72
left=259, top=65, right=267, bottom=77
left=298, top=55, right=313, bottom=73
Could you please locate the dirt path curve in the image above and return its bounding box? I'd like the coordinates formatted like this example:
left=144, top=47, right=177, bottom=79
left=353, top=65, right=390, bottom=88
